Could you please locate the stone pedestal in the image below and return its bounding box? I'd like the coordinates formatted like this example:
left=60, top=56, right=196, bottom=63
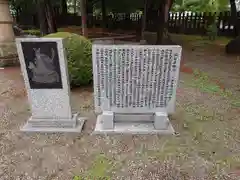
left=0, top=0, right=18, bottom=67
left=93, top=112, right=174, bottom=135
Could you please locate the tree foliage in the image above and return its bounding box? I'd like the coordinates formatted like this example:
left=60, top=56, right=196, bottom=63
left=9, top=0, right=36, bottom=16
left=172, top=0, right=230, bottom=12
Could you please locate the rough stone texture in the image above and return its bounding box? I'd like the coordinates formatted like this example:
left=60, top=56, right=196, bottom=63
left=0, top=42, right=18, bottom=67
left=0, top=0, right=19, bottom=67
left=0, top=55, right=19, bottom=67
left=225, top=36, right=240, bottom=54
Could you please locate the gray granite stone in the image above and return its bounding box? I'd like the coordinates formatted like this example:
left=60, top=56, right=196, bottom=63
left=16, top=38, right=86, bottom=133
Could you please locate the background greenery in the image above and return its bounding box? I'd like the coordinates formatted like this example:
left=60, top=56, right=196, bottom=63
left=45, top=32, right=93, bottom=86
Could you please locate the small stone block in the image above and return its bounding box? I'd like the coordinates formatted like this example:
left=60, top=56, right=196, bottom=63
left=93, top=114, right=175, bottom=135
left=101, top=111, right=114, bottom=130
left=20, top=113, right=86, bottom=133
left=154, top=112, right=169, bottom=130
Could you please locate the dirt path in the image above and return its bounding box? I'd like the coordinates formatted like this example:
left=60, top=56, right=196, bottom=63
left=182, top=48, right=240, bottom=92
left=0, top=43, right=239, bottom=179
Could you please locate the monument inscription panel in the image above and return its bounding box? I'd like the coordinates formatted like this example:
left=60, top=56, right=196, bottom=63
left=92, top=45, right=182, bottom=134
left=21, top=41, right=62, bottom=89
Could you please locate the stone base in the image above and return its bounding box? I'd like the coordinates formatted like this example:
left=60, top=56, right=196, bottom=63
left=21, top=113, right=86, bottom=133
left=0, top=55, right=19, bottom=67
left=93, top=114, right=175, bottom=135
left=0, top=42, right=19, bottom=67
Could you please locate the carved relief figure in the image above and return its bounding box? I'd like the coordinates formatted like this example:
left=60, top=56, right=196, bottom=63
left=28, top=48, right=60, bottom=84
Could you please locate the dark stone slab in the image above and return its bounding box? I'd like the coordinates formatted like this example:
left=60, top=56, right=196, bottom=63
left=21, top=41, right=63, bottom=89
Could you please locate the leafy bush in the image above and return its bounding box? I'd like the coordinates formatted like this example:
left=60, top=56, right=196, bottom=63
left=45, top=32, right=92, bottom=86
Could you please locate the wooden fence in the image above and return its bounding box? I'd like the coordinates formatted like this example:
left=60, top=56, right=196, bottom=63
left=15, top=11, right=240, bottom=37
left=167, top=11, right=239, bottom=37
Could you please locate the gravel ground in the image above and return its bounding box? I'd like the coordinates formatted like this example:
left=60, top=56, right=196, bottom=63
left=0, top=42, right=240, bottom=179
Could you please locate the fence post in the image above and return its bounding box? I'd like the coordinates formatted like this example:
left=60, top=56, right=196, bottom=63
left=177, top=12, right=182, bottom=33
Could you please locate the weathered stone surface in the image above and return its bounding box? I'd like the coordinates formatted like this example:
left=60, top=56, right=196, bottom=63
left=0, top=55, right=19, bottom=67
left=0, top=43, right=18, bottom=67
left=225, top=36, right=240, bottom=54
left=0, top=0, right=18, bottom=67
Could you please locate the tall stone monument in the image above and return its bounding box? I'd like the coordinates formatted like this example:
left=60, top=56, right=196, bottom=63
left=0, top=0, right=18, bottom=67
left=16, top=38, right=86, bottom=132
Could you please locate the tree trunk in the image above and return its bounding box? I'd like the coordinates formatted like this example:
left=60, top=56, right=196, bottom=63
left=37, top=0, right=48, bottom=35
left=16, top=7, right=21, bottom=23
left=61, top=0, right=68, bottom=15
left=80, top=0, right=88, bottom=36
left=87, top=0, right=93, bottom=15
left=44, top=0, right=57, bottom=33
left=156, top=0, right=166, bottom=44
left=156, top=0, right=174, bottom=44
left=229, top=0, right=238, bottom=36
left=87, top=0, right=94, bottom=27
left=101, top=0, right=107, bottom=28
left=141, top=0, right=148, bottom=40
left=73, top=0, right=77, bottom=14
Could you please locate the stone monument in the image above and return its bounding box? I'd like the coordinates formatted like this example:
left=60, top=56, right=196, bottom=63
left=0, top=0, right=18, bottom=67
left=92, top=45, right=182, bottom=134
left=16, top=38, right=86, bottom=132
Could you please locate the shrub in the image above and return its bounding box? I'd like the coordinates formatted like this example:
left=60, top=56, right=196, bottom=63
left=45, top=32, right=92, bottom=86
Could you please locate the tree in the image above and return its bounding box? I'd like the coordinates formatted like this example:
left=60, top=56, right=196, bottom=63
left=36, top=0, right=48, bottom=35
left=60, top=0, right=68, bottom=15
left=9, top=0, right=37, bottom=25
left=73, top=0, right=77, bottom=14
left=229, top=0, right=238, bottom=35
left=44, top=0, right=57, bottom=33
left=80, top=0, right=87, bottom=36
left=143, top=0, right=174, bottom=44
left=172, top=0, right=229, bottom=12
left=101, top=0, right=107, bottom=28
left=36, top=0, right=57, bottom=35
left=141, top=0, right=147, bottom=40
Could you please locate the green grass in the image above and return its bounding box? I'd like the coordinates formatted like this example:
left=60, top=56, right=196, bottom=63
left=172, top=34, right=232, bottom=44
left=186, top=69, right=222, bottom=94
left=87, top=154, right=112, bottom=178
left=183, top=69, right=239, bottom=109
left=231, top=100, right=240, bottom=107
left=143, top=101, right=240, bottom=175
left=171, top=34, right=232, bottom=49
left=143, top=70, right=239, bottom=174
left=74, top=153, right=122, bottom=179
left=72, top=154, right=112, bottom=179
